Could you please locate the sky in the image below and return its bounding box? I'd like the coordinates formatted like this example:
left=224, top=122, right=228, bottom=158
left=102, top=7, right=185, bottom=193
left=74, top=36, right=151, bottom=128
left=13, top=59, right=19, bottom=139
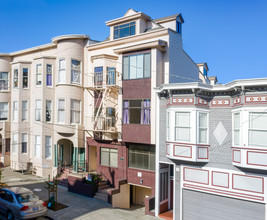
left=0, top=0, right=267, bottom=83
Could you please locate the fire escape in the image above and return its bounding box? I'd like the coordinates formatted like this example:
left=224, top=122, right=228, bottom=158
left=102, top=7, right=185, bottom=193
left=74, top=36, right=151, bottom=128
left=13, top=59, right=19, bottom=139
left=85, top=68, right=121, bottom=141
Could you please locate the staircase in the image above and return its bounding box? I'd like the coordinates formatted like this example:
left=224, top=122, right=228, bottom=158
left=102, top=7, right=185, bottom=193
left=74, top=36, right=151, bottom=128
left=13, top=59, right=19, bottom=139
left=94, top=180, right=111, bottom=202
left=57, top=168, right=71, bottom=187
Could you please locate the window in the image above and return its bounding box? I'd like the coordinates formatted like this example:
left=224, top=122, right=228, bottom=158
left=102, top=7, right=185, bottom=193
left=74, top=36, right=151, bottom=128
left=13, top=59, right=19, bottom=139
left=58, top=99, right=65, bottom=123
left=107, top=67, right=116, bottom=85
left=22, top=68, right=28, bottom=88
left=249, top=112, right=267, bottom=147
left=13, top=101, right=18, bottom=122
left=177, top=21, right=182, bottom=34
left=71, top=99, right=80, bottom=124
left=0, top=72, right=8, bottom=90
left=128, top=144, right=155, bottom=171
left=123, top=53, right=151, bottom=80
left=12, top=133, right=18, bottom=154
left=45, top=136, right=52, bottom=159
left=22, top=101, right=28, bottom=121
left=13, top=69, right=18, bottom=88
left=123, top=99, right=150, bottom=124
left=36, top=64, right=42, bottom=86
left=35, top=135, right=41, bottom=157
left=94, top=66, right=103, bottom=86
left=160, top=171, right=168, bottom=202
left=199, top=112, right=208, bottom=144
left=114, top=22, right=135, bottom=39
left=233, top=113, right=240, bottom=146
left=58, top=59, right=66, bottom=83
left=71, top=60, right=81, bottom=84
left=35, top=100, right=41, bottom=121
left=175, top=112, right=190, bottom=142
left=100, top=148, right=118, bottom=167
left=46, top=100, right=52, bottom=122
left=21, top=133, right=27, bottom=153
left=0, top=102, right=8, bottom=120
left=46, top=64, right=52, bottom=86
left=167, top=112, right=170, bottom=140
left=106, top=107, right=115, bottom=127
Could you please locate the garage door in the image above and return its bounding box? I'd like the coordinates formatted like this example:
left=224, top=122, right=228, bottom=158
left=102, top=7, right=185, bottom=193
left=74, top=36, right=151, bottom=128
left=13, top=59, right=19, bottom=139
left=183, top=189, right=265, bottom=220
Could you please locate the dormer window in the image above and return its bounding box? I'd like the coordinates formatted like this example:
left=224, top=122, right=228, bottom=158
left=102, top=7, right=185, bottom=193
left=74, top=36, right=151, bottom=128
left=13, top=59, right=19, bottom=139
left=177, top=21, right=182, bottom=34
left=114, top=22, right=136, bottom=39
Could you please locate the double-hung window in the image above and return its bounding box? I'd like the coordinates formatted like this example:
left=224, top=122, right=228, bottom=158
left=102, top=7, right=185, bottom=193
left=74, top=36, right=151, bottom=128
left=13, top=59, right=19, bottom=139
left=167, top=112, right=170, bottom=140
left=71, top=60, right=81, bottom=84
left=0, top=102, right=8, bottom=120
left=13, top=69, right=18, bottom=88
left=71, top=99, right=80, bottom=124
left=248, top=112, right=267, bottom=147
left=22, top=101, right=28, bottom=121
left=35, top=100, right=41, bottom=121
left=22, top=68, right=28, bottom=88
left=12, top=133, right=18, bottom=154
left=123, top=53, right=151, bottom=80
left=198, top=112, right=208, bottom=144
left=45, top=136, right=52, bottom=159
left=36, top=64, right=42, bottom=86
left=114, top=22, right=135, bottom=39
left=46, top=100, right=52, bottom=122
left=58, top=99, right=65, bottom=123
left=0, top=72, right=8, bottom=91
left=46, top=64, right=52, bottom=86
left=58, top=59, right=66, bottom=83
left=233, top=113, right=240, bottom=146
left=175, top=112, right=190, bottom=142
left=94, top=67, right=103, bottom=86
left=13, top=101, right=18, bottom=122
left=21, top=133, right=27, bottom=154
left=35, top=135, right=41, bottom=157
left=100, top=147, right=118, bottom=167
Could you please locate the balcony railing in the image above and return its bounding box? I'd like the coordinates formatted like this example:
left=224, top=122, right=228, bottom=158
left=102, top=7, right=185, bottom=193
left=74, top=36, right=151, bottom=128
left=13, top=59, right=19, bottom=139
left=94, top=116, right=117, bottom=132
left=92, top=71, right=118, bottom=88
left=166, top=142, right=209, bottom=162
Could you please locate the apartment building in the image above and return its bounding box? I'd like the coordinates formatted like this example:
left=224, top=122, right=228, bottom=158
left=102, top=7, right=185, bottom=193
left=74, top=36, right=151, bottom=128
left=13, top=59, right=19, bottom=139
left=155, top=78, right=267, bottom=220
left=0, top=9, right=202, bottom=212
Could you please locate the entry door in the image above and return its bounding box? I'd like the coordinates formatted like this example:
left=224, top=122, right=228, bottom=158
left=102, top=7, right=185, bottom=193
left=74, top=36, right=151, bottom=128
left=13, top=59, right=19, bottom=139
left=183, top=189, right=265, bottom=220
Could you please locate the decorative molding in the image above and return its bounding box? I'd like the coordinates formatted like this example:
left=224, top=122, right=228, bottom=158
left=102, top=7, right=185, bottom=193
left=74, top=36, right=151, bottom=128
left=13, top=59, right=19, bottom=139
left=211, top=99, right=230, bottom=106
left=232, top=149, right=241, bottom=163
left=173, top=145, right=192, bottom=158
left=245, top=96, right=267, bottom=104
left=197, top=98, right=208, bottom=106
left=183, top=167, right=209, bottom=185
left=197, top=147, right=209, bottom=159
left=171, top=97, right=194, bottom=105
left=233, top=97, right=241, bottom=105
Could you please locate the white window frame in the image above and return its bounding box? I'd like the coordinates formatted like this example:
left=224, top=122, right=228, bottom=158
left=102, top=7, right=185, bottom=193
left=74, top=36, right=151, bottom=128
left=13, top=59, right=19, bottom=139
left=45, top=136, right=52, bottom=159
left=35, top=99, right=41, bottom=121
left=70, top=99, right=81, bottom=124
left=21, top=133, right=27, bottom=154
left=34, top=135, right=41, bottom=157
left=13, top=101, right=18, bottom=122
left=22, top=101, right=28, bottom=121
left=13, top=69, right=18, bottom=88
left=46, top=64, right=52, bottom=87
left=232, top=112, right=241, bottom=147
left=46, top=100, right=52, bottom=122
left=175, top=111, right=191, bottom=142
left=12, top=133, right=18, bottom=154
left=0, top=102, right=8, bottom=121
left=0, top=72, right=9, bottom=91
left=71, top=59, right=81, bottom=84
left=197, top=111, right=209, bottom=144
left=22, top=68, right=28, bottom=89
left=58, top=59, right=66, bottom=84
left=36, top=64, right=42, bottom=86
left=58, top=99, right=65, bottom=123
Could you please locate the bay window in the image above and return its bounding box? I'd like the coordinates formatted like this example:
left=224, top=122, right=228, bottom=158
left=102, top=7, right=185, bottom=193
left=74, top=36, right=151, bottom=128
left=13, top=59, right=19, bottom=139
left=0, top=72, right=8, bottom=91
left=46, top=64, right=52, bottom=86
left=12, top=133, right=18, bottom=154
left=233, top=113, right=240, bottom=146
left=46, top=100, right=52, bottom=122
left=21, top=133, right=27, bottom=154
left=58, top=99, right=65, bottom=123
left=13, top=69, right=18, bottom=88
left=175, top=112, right=190, bottom=142
left=70, top=99, right=80, bottom=124
left=36, top=64, right=42, bottom=86
left=22, top=68, right=28, bottom=88
left=13, top=101, right=18, bottom=122
left=123, top=52, right=151, bottom=80
left=249, top=112, right=267, bottom=147
left=35, top=135, right=41, bottom=157
left=199, top=112, right=208, bottom=144
left=35, top=100, right=41, bottom=121
left=45, top=136, right=52, bottom=159
left=22, top=101, right=28, bottom=121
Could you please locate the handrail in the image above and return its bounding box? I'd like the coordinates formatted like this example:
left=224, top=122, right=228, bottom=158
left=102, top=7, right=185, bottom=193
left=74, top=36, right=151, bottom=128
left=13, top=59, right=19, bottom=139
left=12, top=162, right=27, bottom=174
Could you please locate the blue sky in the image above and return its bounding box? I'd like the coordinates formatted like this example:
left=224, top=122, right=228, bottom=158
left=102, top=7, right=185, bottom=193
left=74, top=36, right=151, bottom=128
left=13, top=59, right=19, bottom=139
left=1, top=0, right=266, bottom=83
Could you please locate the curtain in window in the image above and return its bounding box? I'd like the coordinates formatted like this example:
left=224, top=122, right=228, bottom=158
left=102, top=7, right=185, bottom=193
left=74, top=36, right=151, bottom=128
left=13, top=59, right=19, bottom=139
left=123, top=101, right=129, bottom=124
left=47, top=74, right=52, bottom=86
left=141, top=99, right=150, bottom=124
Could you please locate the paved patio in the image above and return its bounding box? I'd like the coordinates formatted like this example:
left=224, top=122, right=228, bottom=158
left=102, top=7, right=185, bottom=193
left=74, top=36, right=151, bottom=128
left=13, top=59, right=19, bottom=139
left=0, top=167, right=160, bottom=220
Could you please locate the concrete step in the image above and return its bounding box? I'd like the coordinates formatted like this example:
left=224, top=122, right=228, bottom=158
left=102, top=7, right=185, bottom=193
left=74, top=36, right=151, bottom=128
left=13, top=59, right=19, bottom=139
left=98, top=188, right=111, bottom=194
left=98, top=181, right=108, bottom=186
left=94, top=194, right=108, bottom=202
left=98, top=184, right=109, bottom=190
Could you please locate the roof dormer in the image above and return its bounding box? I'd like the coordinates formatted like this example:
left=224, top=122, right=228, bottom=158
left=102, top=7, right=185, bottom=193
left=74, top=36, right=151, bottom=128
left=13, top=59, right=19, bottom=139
left=153, top=13, right=184, bottom=34
left=106, top=9, right=151, bottom=40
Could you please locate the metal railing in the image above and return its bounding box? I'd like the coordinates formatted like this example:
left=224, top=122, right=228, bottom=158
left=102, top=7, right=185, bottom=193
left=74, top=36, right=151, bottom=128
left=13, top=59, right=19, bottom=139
left=94, top=116, right=116, bottom=131
left=91, top=71, right=118, bottom=88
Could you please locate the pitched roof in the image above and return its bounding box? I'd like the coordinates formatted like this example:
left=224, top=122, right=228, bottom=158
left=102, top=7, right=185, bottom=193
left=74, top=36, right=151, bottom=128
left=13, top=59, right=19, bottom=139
left=153, top=13, right=183, bottom=23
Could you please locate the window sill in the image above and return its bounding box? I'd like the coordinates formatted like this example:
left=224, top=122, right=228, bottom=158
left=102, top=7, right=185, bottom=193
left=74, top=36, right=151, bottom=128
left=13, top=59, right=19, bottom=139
left=100, top=165, right=118, bottom=169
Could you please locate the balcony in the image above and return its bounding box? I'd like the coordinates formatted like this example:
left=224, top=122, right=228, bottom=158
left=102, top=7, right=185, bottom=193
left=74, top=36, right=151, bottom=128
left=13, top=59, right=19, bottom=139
left=232, top=147, right=267, bottom=170
left=93, top=116, right=119, bottom=141
left=166, top=142, right=209, bottom=162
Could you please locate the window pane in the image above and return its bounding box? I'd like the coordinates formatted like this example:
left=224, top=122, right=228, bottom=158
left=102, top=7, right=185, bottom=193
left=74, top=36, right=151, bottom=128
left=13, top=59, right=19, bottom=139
left=23, top=68, right=28, bottom=88
left=249, top=130, right=267, bottom=146
left=136, top=54, right=143, bottom=78
left=123, top=57, right=129, bottom=80
left=46, top=101, right=51, bottom=122
left=0, top=102, right=8, bottom=120
left=234, top=113, right=240, bottom=129
left=100, top=148, right=109, bottom=166
left=176, top=112, right=190, bottom=126
left=129, top=56, right=137, bottom=79
left=144, top=54, right=151, bottom=78
left=175, top=127, right=190, bottom=142
left=249, top=113, right=267, bottom=130
left=45, top=136, right=52, bottom=158
left=109, top=149, right=118, bottom=167
left=199, top=128, right=207, bottom=143
left=234, top=130, right=240, bottom=145
left=199, top=113, right=207, bottom=128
